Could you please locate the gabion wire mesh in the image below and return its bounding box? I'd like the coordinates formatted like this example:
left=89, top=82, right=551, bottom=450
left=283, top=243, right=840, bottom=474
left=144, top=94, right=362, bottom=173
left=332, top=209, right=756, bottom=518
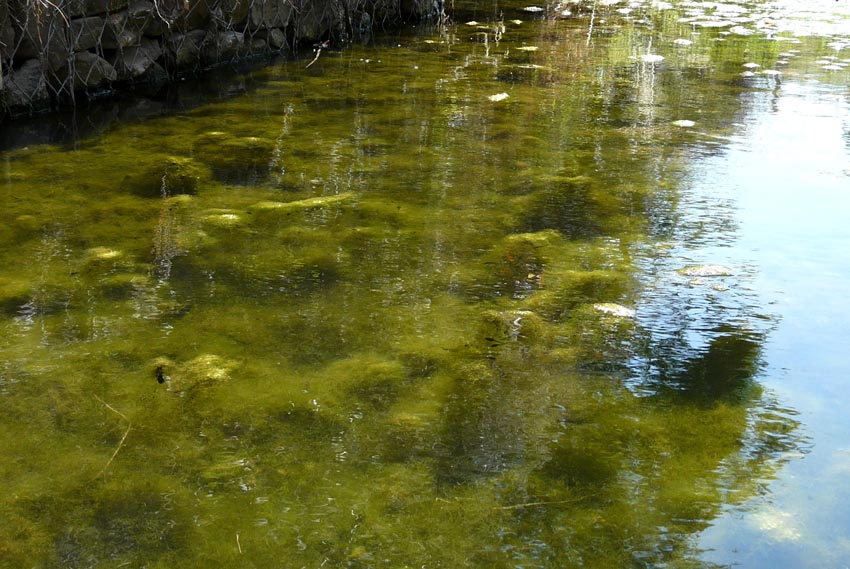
left=1, top=0, right=441, bottom=118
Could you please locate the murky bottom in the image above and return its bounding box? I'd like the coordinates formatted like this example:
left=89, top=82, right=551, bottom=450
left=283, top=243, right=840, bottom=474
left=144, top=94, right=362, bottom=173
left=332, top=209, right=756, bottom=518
left=1, top=1, right=849, bottom=567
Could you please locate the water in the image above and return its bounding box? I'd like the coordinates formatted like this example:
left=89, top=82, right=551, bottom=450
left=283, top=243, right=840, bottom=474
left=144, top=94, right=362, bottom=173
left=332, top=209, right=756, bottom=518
left=1, top=1, right=849, bottom=567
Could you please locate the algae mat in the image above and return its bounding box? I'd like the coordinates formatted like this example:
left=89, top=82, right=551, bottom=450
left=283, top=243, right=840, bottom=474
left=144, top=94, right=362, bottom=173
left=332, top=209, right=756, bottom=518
left=0, top=1, right=828, bottom=566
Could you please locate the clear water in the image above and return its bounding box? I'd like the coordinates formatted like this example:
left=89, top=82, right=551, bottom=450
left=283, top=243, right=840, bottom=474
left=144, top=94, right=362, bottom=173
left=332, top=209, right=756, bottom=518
left=1, top=1, right=849, bottom=567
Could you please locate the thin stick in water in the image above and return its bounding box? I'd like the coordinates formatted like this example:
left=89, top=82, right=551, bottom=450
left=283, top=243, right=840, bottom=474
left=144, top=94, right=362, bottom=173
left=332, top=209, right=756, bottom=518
left=492, top=497, right=585, bottom=511
left=94, top=395, right=131, bottom=477
left=305, top=48, right=323, bottom=69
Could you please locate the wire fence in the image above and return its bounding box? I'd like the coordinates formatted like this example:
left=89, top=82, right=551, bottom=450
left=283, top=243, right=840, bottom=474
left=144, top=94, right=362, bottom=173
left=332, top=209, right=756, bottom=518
left=1, top=0, right=439, bottom=118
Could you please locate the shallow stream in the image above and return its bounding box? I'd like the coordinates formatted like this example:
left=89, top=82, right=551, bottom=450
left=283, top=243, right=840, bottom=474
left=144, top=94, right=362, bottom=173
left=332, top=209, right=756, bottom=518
left=2, top=1, right=849, bottom=567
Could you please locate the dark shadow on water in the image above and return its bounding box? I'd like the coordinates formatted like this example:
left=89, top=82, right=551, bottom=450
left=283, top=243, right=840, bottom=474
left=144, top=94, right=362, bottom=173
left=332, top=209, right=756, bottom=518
left=646, top=327, right=765, bottom=407
left=0, top=57, right=287, bottom=153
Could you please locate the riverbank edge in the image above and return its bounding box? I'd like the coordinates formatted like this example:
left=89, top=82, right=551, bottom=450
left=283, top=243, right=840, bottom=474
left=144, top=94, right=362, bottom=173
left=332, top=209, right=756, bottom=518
left=0, top=0, right=443, bottom=121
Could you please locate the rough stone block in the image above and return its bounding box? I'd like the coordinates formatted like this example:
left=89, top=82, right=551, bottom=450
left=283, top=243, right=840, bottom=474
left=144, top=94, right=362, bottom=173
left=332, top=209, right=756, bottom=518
left=0, top=8, right=14, bottom=60
left=116, top=0, right=166, bottom=37
left=1, top=0, right=12, bottom=57
left=126, top=0, right=154, bottom=27
left=67, top=50, right=117, bottom=89
left=103, top=21, right=140, bottom=48
left=101, top=9, right=140, bottom=48
left=293, top=0, right=339, bottom=42
left=164, top=29, right=205, bottom=68
left=214, top=0, right=250, bottom=27
left=248, top=0, right=290, bottom=30
left=201, top=30, right=242, bottom=63
left=64, top=0, right=130, bottom=18
left=249, top=37, right=266, bottom=52
left=138, top=0, right=168, bottom=36
left=70, top=16, right=106, bottom=51
left=136, top=59, right=167, bottom=84
left=10, top=8, right=71, bottom=70
left=1, top=58, right=50, bottom=112
left=253, top=26, right=286, bottom=49
left=146, top=0, right=209, bottom=33
left=112, top=36, right=161, bottom=78
left=267, top=27, right=285, bottom=49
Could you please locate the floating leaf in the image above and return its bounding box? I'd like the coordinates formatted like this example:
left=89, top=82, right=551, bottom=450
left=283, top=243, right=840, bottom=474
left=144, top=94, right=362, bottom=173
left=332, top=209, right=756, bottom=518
left=488, top=93, right=510, bottom=102
left=672, top=119, right=696, bottom=128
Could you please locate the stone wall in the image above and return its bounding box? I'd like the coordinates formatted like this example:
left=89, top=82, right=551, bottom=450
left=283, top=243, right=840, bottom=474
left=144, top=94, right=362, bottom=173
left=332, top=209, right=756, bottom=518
left=1, top=0, right=439, bottom=118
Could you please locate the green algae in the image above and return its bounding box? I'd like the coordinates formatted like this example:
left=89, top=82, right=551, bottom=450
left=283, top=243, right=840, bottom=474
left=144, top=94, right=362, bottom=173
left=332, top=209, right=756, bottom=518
left=0, top=2, right=815, bottom=567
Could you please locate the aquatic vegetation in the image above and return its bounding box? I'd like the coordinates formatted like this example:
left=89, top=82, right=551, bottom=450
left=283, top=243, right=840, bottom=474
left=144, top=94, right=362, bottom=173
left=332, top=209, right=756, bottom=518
left=0, top=0, right=825, bottom=566
left=125, top=156, right=213, bottom=198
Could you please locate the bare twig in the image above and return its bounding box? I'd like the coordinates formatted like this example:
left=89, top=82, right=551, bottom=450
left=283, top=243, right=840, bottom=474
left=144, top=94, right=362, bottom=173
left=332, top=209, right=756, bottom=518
left=94, top=395, right=131, bottom=477
left=305, top=48, right=323, bottom=69
left=236, top=532, right=243, bottom=554
left=36, top=0, right=69, bottom=27
left=305, top=40, right=329, bottom=69
left=151, top=0, right=174, bottom=29
left=492, top=498, right=585, bottom=511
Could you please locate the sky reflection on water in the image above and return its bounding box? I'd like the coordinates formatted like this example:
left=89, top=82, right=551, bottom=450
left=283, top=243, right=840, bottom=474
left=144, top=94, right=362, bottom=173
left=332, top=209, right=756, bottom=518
left=688, top=70, right=850, bottom=568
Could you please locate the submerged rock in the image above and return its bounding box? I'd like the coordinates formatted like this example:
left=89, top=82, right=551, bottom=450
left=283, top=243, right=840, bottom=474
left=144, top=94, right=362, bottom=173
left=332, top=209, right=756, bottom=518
left=201, top=210, right=245, bottom=228
left=0, top=278, right=31, bottom=316
left=192, top=132, right=276, bottom=183
left=677, top=264, right=733, bottom=277
left=514, top=175, right=606, bottom=238
left=125, top=156, right=212, bottom=198
left=84, top=246, right=123, bottom=262
left=378, top=407, right=439, bottom=462
left=482, top=231, right=560, bottom=297
left=324, top=353, right=407, bottom=407
left=593, top=303, right=636, bottom=318
left=154, top=354, right=239, bottom=392
left=98, top=272, right=147, bottom=299
left=248, top=193, right=355, bottom=223
left=480, top=309, right=548, bottom=344
left=79, top=247, right=133, bottom=281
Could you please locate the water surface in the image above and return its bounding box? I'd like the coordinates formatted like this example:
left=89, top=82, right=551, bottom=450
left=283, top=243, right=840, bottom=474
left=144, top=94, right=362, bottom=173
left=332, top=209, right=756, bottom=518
left=1, top=1, right=849, bottom=567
